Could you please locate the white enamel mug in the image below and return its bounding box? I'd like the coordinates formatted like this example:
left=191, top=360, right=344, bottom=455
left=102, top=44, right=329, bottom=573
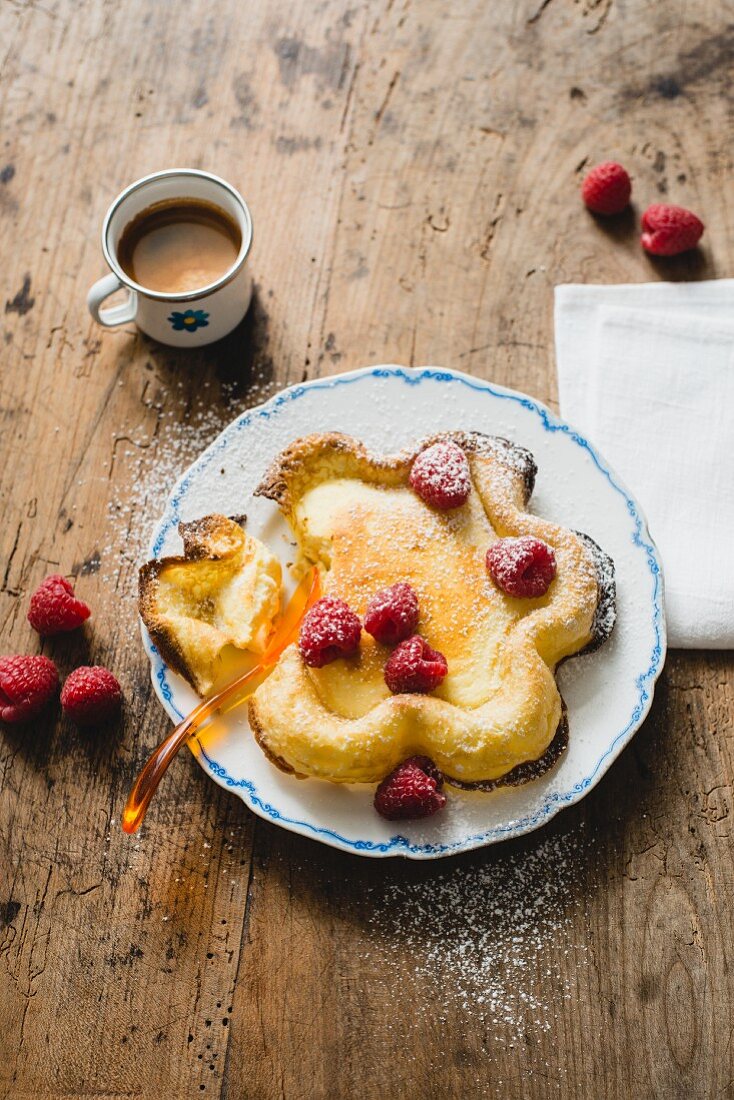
left=87, top=169, right=253, bottom=347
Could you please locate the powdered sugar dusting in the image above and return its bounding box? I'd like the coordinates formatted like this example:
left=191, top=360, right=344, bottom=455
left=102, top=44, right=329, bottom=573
left=100, top=373, right=276, bottom=594
left=360, top=823, right=593, bottom=1079
left=409, top=439, right=471, bottom=509
left=486, top=535, right=557, bottom=598
left=299, top=595, right=362, bottom=667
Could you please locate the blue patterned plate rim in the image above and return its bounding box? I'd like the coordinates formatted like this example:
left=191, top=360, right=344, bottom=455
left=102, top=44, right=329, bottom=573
left=142, top=365, right=666, bottom=859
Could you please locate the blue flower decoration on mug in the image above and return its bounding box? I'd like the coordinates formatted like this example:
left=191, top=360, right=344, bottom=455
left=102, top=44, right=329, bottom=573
left=168, top=309, right=209, bottom=332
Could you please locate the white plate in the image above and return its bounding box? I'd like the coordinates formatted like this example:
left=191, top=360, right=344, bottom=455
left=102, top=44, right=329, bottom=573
left=143, top=365, right=666, bottom=859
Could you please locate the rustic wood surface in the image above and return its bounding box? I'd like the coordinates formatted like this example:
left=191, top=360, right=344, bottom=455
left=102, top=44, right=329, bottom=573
left=1, top=1, right=732, bottom=1097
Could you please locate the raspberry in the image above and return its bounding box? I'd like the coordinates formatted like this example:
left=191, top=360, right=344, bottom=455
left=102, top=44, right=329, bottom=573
left=384, top=635, right=447, bottom=694
left=28, top=574, right=91, bottom=635
left=641, top=203, right=704, bottom=256
left=409, top=441, right=471, bottom=510
left=404, top=754, right=444, bottom=789
left=486, top=536, right=556, bottom=598
left=374, top=756, right=447, bottom=820
left=581, top=161, right=632, bottom=215
left=0, top=655, right=59, bottom=723
left=364, top=582, right=420, bottom=646
left=60, top=666, right=122, bottom=726
left=298, top=596, right=361, bottom=668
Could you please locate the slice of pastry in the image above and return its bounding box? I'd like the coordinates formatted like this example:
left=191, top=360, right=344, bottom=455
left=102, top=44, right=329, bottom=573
left=139, top=514, right=282, bottom=696
left=248, top=432, right=615, bottom=789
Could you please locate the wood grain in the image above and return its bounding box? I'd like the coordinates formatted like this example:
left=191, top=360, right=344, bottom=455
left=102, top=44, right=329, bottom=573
left=0, top=1, right=732, bottom=1097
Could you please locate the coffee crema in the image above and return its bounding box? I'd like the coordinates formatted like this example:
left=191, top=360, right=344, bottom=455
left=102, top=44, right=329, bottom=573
left=117, top=198, right=241, bottom=294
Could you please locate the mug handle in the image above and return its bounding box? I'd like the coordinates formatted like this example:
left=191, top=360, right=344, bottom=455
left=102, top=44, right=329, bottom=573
left=87, top=273, right=137, bottom=327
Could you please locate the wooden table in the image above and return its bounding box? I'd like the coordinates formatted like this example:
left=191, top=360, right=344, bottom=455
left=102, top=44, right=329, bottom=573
left=1, top=2, right=732, bottom=1096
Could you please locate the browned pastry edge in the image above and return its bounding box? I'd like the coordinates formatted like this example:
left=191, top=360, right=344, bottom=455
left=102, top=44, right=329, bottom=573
left=573, top=531, right=617, bottom=655
left=254, top=430, right=537, bottom=511
left=138, top=514, right=247, bottom=693
left=250, top=702, right=569, bottom=791
left=179, top=513, right=247, bottom=560
left=448, top=700, right=569, bottom=791
left=249, top=711, right=301, bottom=777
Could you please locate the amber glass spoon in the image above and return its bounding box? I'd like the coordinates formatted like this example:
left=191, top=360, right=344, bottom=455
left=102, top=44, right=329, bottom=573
left=122, top=567, right=321, bottom=834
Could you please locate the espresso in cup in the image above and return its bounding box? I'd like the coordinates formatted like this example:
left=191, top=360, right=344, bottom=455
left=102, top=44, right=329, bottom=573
left=117, top=198, right=241, bottom=295
left=88, top=169, right=253, bottom=347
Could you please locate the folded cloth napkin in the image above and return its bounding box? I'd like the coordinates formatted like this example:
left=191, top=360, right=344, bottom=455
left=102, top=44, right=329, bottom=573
left=555, top=280, right=734, bottom=649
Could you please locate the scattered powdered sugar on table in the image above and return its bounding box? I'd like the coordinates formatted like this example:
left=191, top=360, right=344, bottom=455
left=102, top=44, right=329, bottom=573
left=101, top=374, right=277, bottom=594
left=360, top=823, right=592, bottom=1050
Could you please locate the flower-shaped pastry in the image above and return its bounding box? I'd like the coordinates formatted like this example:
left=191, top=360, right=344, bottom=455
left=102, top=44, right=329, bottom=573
left=248, top=433, right=615, bottom=789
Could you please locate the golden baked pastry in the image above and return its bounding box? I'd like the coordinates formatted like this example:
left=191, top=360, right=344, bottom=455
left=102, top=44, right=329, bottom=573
left=139, top=514, right=281, bottom=696
left=248, top=432, right=614, bottom=788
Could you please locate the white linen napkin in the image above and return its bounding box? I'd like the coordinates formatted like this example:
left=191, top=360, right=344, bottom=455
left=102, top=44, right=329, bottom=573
left=555, top=281, right=734, bottom=649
